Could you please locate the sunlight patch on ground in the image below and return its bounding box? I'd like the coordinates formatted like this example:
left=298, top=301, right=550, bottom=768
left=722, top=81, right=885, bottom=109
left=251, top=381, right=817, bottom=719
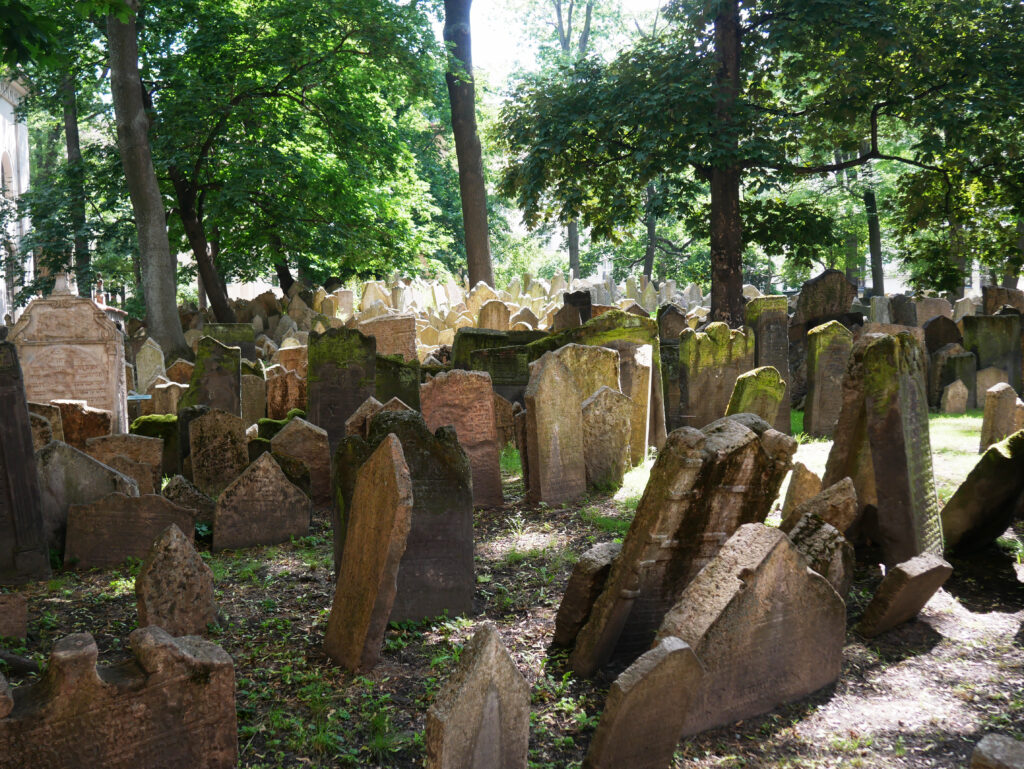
left=476, top=529, right=568, bottom=561
left=613, top=456, right=655, bottom=511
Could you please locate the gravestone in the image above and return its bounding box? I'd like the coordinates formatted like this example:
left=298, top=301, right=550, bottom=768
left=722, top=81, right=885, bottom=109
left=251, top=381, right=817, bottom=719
left=941, top=348, right=978, bottom=410
left=27, top=402, right=64, bottom=443
left=421, top=370, right=503, bottom=507
left=324, top=435, right=413, bottom=671
left=869, top=296, right=891, bottom=324
left=822, top=332, right=943, bottom=566
left=0, top=342, right=50, bottom=583
left=980, top=382, right=1024, bottom=452
left=344, top=396, right=384, bottom=439
left=553, top=541, right=622, bottom=648
left=136, top=523, right=217, bottom=636
left=165, top=359, right=194, bottom=385
left=52, top=400, right=112, bottom=450
left=563, top=290, right=593, bottom=324
left=679, top=323, right=755, bottom=429
left=786, top=512, right=854, bottom=598
left=375, top=353, right=421, bottom=410
left=425, top=623, right=529, bottom=769
left=923, top=315, right=962, bottom=355
left=85, top=434, right=163, bottom=495
left=64, top=493, right=195, bottom=569
left=942, top=430, right=1024, bottom=553
left=962, top=315, right=1022, bottom=393
left=240, top=374, right=266, bottom=427
left=272, top=342, right=307, bottom=378
left=30, top=412, right=52, bottom=451
left=213, top=453, right=310, bottom=552
left=135, top=337, right=166, bottom=393
left=655, top=524, right=844, bottom=736
left=855, top=552, right=952, bottom=637
left=478, top=300, right=511, bottom=331
left=204, top=323, right=256, bottom=361
left=804, top=321, right=853, bottom=437
left=581, top=386, right=632, bottom=490
left=9, top=281, right=129, bottom=432
left=524, top=351, right=586, bottom=505
left=189, top=410, right=248, bottom=499
left=162, top=475, right=215, bottom=523
left=582, top=637, right=703, bottom=769
left=270, top=417, right=331, bottom=508
left=791, top=269, right=857, bottom=329
left=307, top=328, right=376, bottom=453
left=890, top=294, right=918, bottom=326
left=982, top=285, right=1024, bottom=316
left=745, top=295, right=791, bottom=432
left=145, top=380, right=188, bottom=416
left=569, top=414, right=796, bottom=677
left=266, top=368, right=306, bottom=420
left=178, top=337, right=242, bottom=417
left=929, top=342, right=972, bottom=409
left=978, top=367, right=1010, bottom=409
left=657, top=306, right=686, bottom=432
left=358, top=314, right=416, bottom=361
left=0, top=628, right=237, bottom=769
left=493, top=393, right=517, bottom=448
left=781, top=461, right=822, bottom=518
left=551, top=344, right=620, bottom=405
left=0, top=593, right=27, bottom=638
left=780, top=477, right=859, bottom=536
left=725, top=365, right=785, bottom=424
left=941, top=379, right=969, bottom=414
left=916, top=296, right=953, bottom=325
left=331, top=411, right=473, bottom=621
left=599, top=342, right=651, bottom=465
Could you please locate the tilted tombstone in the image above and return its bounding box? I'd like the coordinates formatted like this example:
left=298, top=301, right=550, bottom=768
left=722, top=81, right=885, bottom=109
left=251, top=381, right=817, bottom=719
left=980, top=382, right=1024, bottom=452
left=136, top=523, right=218, bottom=636
left=162, top=474, right=215, bottom=523
left=331, top=410, right=473, bottom=621
left=855, top=552, right=952, bottom=637
left=725, top=365, right=785, bottom=425
left=165, top=359, right=194, bottom=385
left=744, top=295, right=791, bottom=433
left=324, top=435, right=413, bottom=671
left=822, top=332, right=944, bottom=565
left=0, top=628, right=237, bottom=769
left=492, top=393, right=517, bottom=448
left=307, top=328, right=376, bottom=454
left=0, top=342, right=50, bottom=583
left=788, top=270, right=859, bottom=403
left=786, top=512, right=854, bottom=598
left=568, top=414, right=796, bottom=677
left=581, top=386, right=632, bottom=490
left=213, top=453, right=310, bottom=552
left=9, top=279, right=129, bottom=432
left=780, top=476, right=858, bottom=536
left=524, top=351, right=587, bottom=505
left=188, top=410, right=249, bottom=499
left=269, top=417, right=331, bottom=508
left=178, top=337, right=242, bottom=417
left=654, top=524, right=845, bottom=736
left=804, top=320, right=853, bottom=437
left=425, top=623, right=529, bottom=769
left=64, top=493, right=195, bottom=569
left=553, top=541, right=622, bottom=648
left=582, top=636, right=704, bottom=769
left=780, top=461, right=822, bottom=518
left=679, top=323, right=755, bottom=429
left=30, top=412, right=52, bottom=452
left=344, top=396, right=384, bottom=440
left=962, top=314, right=1022, bottom=393
left=421, top=370, right=503, bottom=507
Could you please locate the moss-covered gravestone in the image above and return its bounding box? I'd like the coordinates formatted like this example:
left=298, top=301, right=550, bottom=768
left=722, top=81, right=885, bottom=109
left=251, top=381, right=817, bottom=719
left=131, top=413, right=179, bottom=477
left=725, top=365, right=785, bottom=425
left=205, top=323, right=256, bottom=361
left=178, top=337, right=241, bottom=417
left=804, top=321, right=853, bottom=437
left=307, top=328, right=376, bottom=454
left=745, top=295, right=791, bottom=433
left=679, top=323, right=755, bottom=429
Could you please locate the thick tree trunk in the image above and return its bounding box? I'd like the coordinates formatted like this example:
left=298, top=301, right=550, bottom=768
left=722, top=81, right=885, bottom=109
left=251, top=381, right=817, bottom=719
left=107, top=0, right=190, bottom=360
left=709, top=0, right=744, bottom=327
left=443, top=0, right=493, bottom=288
left=60, top=75, right=90, bottom=296
left=274, top=261, right=295, bottom=295
left=864, top=188, right=883, bottom=297
left=568, top=220, right=580, bottom=280
left=643, top=184, right=657, bottom=280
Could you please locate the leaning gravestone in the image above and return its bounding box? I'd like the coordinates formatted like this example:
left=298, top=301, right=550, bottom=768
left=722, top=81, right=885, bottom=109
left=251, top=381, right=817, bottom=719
left=308, top=328, right=376, bottom=453
left=786, top=512, right=854, bottom=598
left=64, top=493, right=195, bottom=569
left=8, top=276, right=129, bottom=432
left=823, top=332, right=944, bottom=566
left=568, top=414, right=796, bottom=677
left=0, top=628, right=237, bottom=769
left=52, top=399, right=112, bottom=450
left=855, top=552, right=952, bottom=637
left=213, top=453, right=310, bottom=552
left=136, top=523, right=217, bottom=636
left=189, top=409, right=249, bottom=499
left=0, top=342, right=50, bottom=583
left=781, top=461, right=822, bottom=518
left=602, top=341, right=652, bottom=465
left=420, top=370, right=503, bottom=507
left=581, top=386, right=632, bottom=490
left=324, top=435, right=412, bottom=672
left=582, top=637, right=704, bottom=769
left=331, top=410, right=473, bottom=622
left=178, top=337, right=242, bottom=417
left=425, top=623, right=529, bottom=769
left=804, top=320, right=853, bottom=437
left=745, top=295, right=791, bottom=433
left=553, top=541, right=622, bottom=648
left=525, top=351, right=587, bottom=504
left=725, top=365, right=785, bottom=424
left=655, top=524, right=845, bottom=736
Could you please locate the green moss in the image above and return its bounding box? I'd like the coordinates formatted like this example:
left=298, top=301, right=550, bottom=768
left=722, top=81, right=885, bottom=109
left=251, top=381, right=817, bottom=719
left=178, top=336, right=241, bottom=410
left=307, top=328, right=375, bottom=385
left=726, top=366, right=785, bottom=418
left=257, top=417, right=290, bottom=441
left=375, top=354, right=421, bottom=409
left=744, top=295, right=788, bottom=327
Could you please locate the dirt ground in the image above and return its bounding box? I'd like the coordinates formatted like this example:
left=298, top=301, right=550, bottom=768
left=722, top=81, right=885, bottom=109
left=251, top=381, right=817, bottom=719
left=2, top=411, right=1022, bottom=768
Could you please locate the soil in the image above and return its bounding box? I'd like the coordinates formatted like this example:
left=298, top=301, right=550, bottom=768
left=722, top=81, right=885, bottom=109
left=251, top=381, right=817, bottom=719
left=2, top=422, right=1023, bottom=768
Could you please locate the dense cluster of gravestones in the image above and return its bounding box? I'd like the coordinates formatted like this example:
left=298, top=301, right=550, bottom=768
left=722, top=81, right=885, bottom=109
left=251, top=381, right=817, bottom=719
left=1, top=267, right=1023, bottom=768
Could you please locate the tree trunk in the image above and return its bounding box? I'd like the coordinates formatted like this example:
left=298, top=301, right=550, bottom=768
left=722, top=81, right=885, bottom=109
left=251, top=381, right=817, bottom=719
left=860, top=143, right=884, bottom=297
left=443, top=0, right=493, bottom=288
left=107, top=0, right=190, bottom=360
left=60, top=75, right=90, bottom=296
left=709, top=0, right=744, bottom=327
left=567, top=220, right=580, bottom=280
left=643, top=184, right=657, bottom=280
left=168, top=169, right=236, bottom=323
left=274, top=260, right=295, bottom=295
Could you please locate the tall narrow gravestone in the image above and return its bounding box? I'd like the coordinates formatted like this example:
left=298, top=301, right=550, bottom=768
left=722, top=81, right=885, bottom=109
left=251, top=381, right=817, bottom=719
left=524, top=351, right=586, bottom=505
left=308, top=328, right=376, bottom=454
left=823, top=332, right=943, bottom=565
left=0, top=342, right=50, bottom=584
left=804, top=321, right=853, bottom=437
left=745, top=295, right=791, bottom=433
left=178, top=337, right=242, bottom=417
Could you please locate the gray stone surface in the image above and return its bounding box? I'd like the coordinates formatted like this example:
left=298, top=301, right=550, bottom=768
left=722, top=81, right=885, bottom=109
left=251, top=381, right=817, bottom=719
left=855, top=552, right=952, bottom=637
left=136, top=523, right=217, bottom=635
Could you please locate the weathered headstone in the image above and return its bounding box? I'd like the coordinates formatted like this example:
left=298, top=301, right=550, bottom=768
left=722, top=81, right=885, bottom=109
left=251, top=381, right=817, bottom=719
left=980, top=382, right=1024, bottom=452
left=188, top=410, right=248, bottom=499
left=679, top=323, right=755, bottom=429
left=916, top=296, right=953, bottom=325
left=890, top=294, right=918, bottom=326
left=745, top=295, right=791, bottom=433
left=553, top=541, right=622, bottom=648
left=344, top=396, right=384, bottom=439
left=358, top=314, right=416, bottom=361
left=780, top=477, right=858, bottom=536
left=780, top=461, right=822, bottom=518
left=655, top=524, right=845, bottom=736
left=165, top=359, right=194, bottom=385
left=9, top=283, right=129, bottom=432
left=52, top=399, right=112, bottom=450
left=265, top=367, right=306, bottom=420
left=0, top=593, right=27, bottom=638
left=551, top=343, right=620, bottom=405
left=269, top=417, right=331, bottom=508
left=136, top=523, right=217, bottom=636
left=922, top=315, right=962, bottom=355
left=941, top=379, right=969, bottom=414
left=162, top=475, right=215, bottom=523
left=569, top=415, right=795, bottom=676
left=524, top=351, right=587, bottom=504
left=213, top=453, right=309, bottom=552
left=982, top=285, right=1024, bottom=316
left=855, top=552, right=952, bottom=637
left=135, top=337, right=166, bottom=393
left=375, top=353, right=421, bottom=410
left=0, top=342, right=50, bottom=583
left=602, top=341, right=652, bottom=465
left=324, top=435, right=412, bottom=671
left=786, top=512, right=854, bottom=598
left=493, top=393, right=517, bottom=448
left=725, top=365, right=785, bottom=424
left=26, top=402, right=64, bottom=443
left=581, top=386, right=632, bottom=490
left=962, top=314, right=1022, bottom=393
left=240, top=374, right=266, bottom=427
left=178, top=337, right=242, bottom=417
left=64, top=493, right=195, bottom=569
left=0, top=628, right=237, bottom=769
left=978, top=366, right=1011, bottom=409
left=84, top=434, right=163, bottom=495
left=581, top=637, right=703, bottom=769
left=425, top=623, right=529, bottom=769
left=804, top=320, right=853, bottom=437
left=421, top=370, right=503, bottom=507
left=478, top=299, right=511, bottom=332
left=308, top=328, right=376, bottom=453
left=205, top=323, right=257, bottom=361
